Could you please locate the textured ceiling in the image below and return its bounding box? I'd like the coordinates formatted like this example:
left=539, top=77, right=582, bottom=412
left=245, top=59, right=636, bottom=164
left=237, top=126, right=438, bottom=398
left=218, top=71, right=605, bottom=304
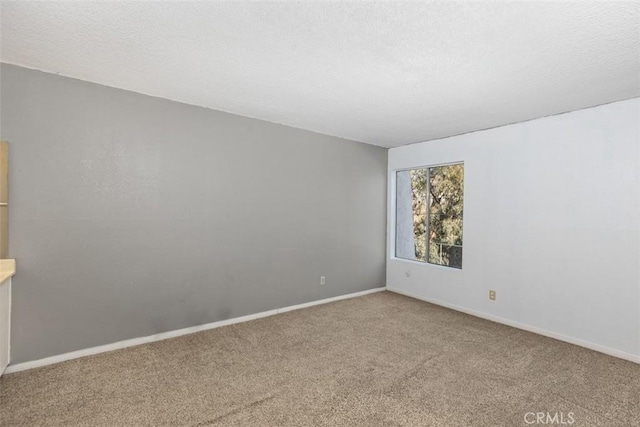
left=1, top=1, right=639, bottom=148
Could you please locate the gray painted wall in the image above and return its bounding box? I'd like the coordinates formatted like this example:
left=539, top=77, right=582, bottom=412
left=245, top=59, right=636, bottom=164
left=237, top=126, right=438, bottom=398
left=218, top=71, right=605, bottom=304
left=0, top=64, right=388, bottom=364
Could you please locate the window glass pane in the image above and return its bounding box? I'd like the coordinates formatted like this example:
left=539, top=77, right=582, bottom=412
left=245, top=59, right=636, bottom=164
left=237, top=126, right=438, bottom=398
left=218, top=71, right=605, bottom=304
left=428, top=164, right=464, bottom=268
left=395, top=169, right=427, bottom=262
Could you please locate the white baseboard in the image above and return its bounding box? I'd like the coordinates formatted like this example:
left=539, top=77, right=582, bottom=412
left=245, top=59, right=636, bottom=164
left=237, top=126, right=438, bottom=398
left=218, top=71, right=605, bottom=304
left=387, top=287, right=640, bottom=364
left=5, top=287, right=386, bottom=374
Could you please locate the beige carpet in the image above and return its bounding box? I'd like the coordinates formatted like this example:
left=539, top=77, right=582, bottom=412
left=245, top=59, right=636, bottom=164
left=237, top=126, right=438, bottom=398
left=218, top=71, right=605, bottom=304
left=0, top=291, right=638, bottom=426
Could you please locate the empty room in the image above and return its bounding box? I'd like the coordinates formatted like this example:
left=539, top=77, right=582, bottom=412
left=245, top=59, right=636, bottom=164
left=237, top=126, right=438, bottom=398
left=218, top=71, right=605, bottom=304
left=0, top=1, right=639, bottom=426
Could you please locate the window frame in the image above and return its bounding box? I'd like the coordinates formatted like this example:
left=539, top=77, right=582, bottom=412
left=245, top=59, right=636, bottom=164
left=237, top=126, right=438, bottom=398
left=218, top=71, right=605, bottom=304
left=392, top=161, right=464, bottom=270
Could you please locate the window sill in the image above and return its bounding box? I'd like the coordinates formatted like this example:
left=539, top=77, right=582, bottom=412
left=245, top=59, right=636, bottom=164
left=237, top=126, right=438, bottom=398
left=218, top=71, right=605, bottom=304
left=389, top=257, right=462, bottom=271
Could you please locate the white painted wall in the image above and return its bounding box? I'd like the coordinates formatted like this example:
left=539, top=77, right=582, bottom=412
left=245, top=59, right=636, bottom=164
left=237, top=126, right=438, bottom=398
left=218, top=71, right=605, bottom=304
left=0, top=278, right=11, bottom=376
left=387, top=98, right=640, bottom=361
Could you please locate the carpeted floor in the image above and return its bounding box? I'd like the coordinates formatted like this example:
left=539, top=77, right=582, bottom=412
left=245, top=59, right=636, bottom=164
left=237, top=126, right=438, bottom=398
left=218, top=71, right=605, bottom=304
left=0, top=291, right=638, bottom=426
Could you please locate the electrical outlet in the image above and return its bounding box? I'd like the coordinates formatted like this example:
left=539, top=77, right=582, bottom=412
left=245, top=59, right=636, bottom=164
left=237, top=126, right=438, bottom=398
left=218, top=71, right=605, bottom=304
left=320, top=276, right=326, bottom=285
left=489, top=290, right=496, bottom=301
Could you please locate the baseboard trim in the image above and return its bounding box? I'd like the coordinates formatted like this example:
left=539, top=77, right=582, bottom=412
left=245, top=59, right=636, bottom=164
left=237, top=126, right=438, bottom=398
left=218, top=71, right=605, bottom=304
left=387, top=287, right=640, bottom=364
left=5, top=287, right=386, bottom=374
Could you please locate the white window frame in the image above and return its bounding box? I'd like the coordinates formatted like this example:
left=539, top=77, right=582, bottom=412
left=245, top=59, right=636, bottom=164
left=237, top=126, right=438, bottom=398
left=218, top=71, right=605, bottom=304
left=391, top=161, right=464, bottom=269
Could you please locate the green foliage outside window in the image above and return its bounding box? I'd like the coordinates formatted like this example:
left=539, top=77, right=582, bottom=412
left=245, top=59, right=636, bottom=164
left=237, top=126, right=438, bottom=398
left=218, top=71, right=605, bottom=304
left=400, top=163, right=463, bottom=268
left=428, top=164, right=463, bottom=267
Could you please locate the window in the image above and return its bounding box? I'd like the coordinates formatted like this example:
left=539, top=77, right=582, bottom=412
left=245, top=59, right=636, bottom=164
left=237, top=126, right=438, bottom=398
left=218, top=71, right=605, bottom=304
left=395, top=163, right=464, bottom=268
